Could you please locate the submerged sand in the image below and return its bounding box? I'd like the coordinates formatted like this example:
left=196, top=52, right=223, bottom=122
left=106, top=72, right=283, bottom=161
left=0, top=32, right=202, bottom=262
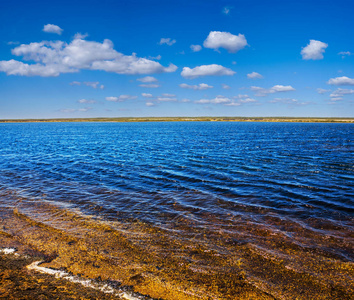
left=0, top=198, right=353, bottom=299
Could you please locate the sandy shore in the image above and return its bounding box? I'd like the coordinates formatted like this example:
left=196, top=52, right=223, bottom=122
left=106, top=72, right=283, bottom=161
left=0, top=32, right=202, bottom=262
left=1, top=199, right=353, bottom=299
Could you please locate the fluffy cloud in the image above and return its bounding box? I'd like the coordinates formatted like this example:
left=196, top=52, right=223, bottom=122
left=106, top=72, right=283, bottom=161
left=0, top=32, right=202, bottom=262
left=78, top=99, right=96, bottom=104
left=270, top=98, right=298, bottom=104
left=195, top=95, right=231, bottom=104
left=179, top=83, right=213, bottom=90
left=105, top=95, right=137, bottom=102
left=301, top=40, right=328, bottom=60
left=0, top=36, right=177, bottom=77
left=157, top=96, right=177, bottom=102
left=190, top=45, right=202, bottom=52
left=159, top=38, right=176, bottom=46
left=329, top=88, right=354, bottom=100
left=203, top=31, right=248, bottom=53
left=195, top=95, right=256, bottom=106
left=146, top=102, right=155, bottom=106
left=137, top=76, right=158, bottom=83
left=327, top=76, right=354, bottom=86
left=70, top=81, right=104, bottom=89
left=43, top=24, right=63, bottom=35
left=222, top=84, right=230, bottom=89
left=139, top=84, right=160, bottom=88
left=141, top=93, right=153, bottom=97
left=251, top=85, right=295, bottom=96
left=317, top=88, right=331, bottom=94
left=181, top=64, right=235, bottom=79
left=247, top=72, right=263, bottom=79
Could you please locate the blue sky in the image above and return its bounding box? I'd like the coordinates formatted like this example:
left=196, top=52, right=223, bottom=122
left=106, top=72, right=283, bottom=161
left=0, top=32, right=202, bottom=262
left=0, top=0, right=353, bottom=119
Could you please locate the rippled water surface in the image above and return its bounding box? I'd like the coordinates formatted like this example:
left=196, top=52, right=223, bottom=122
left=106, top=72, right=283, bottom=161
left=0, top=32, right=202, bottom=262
left=1, top=122, right=353, bottom=223
left=0, top=121, right=353, bottom=299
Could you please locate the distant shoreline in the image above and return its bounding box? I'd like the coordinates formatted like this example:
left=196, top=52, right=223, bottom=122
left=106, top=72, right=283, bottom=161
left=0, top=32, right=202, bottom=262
left=0, top=117, right=353, bottom=123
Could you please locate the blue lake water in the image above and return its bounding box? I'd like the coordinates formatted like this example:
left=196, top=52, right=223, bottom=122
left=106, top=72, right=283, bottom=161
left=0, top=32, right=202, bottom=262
left=0, top=121, right=353, bottom=298
left=1, top=122, right=353, bottom=222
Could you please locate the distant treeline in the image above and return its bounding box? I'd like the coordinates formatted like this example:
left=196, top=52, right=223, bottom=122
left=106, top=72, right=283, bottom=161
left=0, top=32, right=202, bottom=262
left=0, top=117, right=353, bottom=123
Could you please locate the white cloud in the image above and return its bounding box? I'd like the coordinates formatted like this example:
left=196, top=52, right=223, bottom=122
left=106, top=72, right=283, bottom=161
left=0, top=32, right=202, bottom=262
left=181, top=64, right=235, bottom=79
left=203, top=31, right=248, bottom=53
left=195, top=95, right=231, bottom=104
left=84, top=81, right=100, bottom=88
left=60, top=107, right=92, bottom=113
left=162, top=93, right=176, bottom=97
left=43, top=24, right=63, bottom=35
left=157, top=97, right=177, bottom=102
left=330, top=88, right=354, bottom=100
left=239, top=97, right=256, bottom=103
left=159, top=38, right=176, bottom=46
left=181, top=98, right=190, bottom=102
left=74, top=33, right=89, bottom=40
left=105, top=95, right=137, bottom=102
left=0, top=36, right=177, bottom=77
left=251, top=85, right=295, bottom=96
left=179, top=83, right=213, bottom=90
left=78, top=99, right=96, bottom=104
left=60, top=108, right=76, bottom=113
left=301, top=40, right=328, bottom=60
left=149, top=54, right=162, bottom=60
left=222, top=6, right=232, bottom=15
left=247, top=72, right=263, bottom=79
left=190, top=45, right=202, bottom=52
left=139, top=84, right=160, bottom=88
left=70, top=81, right=104, bottom=89
left=137, top=76, right=158, bottom=82
left=317, top=88, right=331, bottom=94
left=233, top=94, right=250, bottom=99
left=327, top=76, right=354, bottom=86
left=106, top=96, right=119, bottom=102
left=7, top=41, right=20, bottom=45
left=338, top=51, right=351, bottom=57
left=222, top=84, right=230, bottom=89
left=146, top=102, right=155, bottom=106
left=142, top=93, right=153, bottom=97
left=195, top=95, right=255, bottom=106
left=270, top=98, right=298, bottom=104
left=78, top=107, right=92, bottom=112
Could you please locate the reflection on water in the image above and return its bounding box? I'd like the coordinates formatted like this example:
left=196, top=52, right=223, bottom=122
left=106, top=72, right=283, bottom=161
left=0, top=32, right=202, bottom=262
left=0, top=122, right=353, bottom=299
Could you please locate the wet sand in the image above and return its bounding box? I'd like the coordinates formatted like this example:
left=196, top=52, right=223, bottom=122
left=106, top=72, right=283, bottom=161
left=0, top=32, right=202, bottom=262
left=1, top=198, right=353, bottom=299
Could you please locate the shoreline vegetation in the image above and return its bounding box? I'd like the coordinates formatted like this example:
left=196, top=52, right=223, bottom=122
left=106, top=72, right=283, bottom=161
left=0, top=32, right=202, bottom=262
left=0, top=116, right=353, bottom=123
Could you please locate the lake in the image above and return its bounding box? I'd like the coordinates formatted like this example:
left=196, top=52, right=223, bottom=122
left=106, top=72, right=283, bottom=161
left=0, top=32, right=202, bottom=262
left=0, top=121, right=353, bottom=299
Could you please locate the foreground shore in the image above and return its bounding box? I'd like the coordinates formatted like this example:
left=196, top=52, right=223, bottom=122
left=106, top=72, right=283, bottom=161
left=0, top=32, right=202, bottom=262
left=0, top=117, right=353, bottom=123
left=1, top=197, right=353, bottom=300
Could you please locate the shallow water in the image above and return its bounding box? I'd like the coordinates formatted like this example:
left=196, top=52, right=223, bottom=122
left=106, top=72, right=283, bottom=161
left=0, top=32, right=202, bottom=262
left=0, top=121, right=353, bottom=299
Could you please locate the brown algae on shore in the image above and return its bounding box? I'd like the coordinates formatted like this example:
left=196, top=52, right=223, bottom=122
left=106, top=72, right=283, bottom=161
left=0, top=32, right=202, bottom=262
left=0, top=199, right=353, bottom=299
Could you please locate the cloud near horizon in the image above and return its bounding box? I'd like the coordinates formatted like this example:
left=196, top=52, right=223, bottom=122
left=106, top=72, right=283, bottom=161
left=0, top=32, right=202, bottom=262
left=179, top=83, right=213, bottom=90
left=251, top=85, right=295, bottom=96
left=105, top=95, right=137, bottom=102
left=0, top=36, right=177, bottom=77
left=181, top=64, right=235, bottom=79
